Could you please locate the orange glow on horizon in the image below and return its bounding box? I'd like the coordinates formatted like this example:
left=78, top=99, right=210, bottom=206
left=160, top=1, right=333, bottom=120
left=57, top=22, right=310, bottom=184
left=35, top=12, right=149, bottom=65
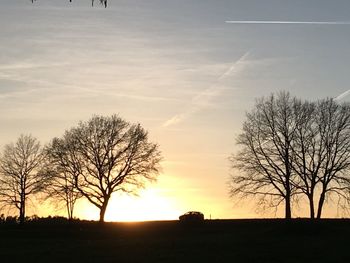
left=77, top=188, right=182, bottom=222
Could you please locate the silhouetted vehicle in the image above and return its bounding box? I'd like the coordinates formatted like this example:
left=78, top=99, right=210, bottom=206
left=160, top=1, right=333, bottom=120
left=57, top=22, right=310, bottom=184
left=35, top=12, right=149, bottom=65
left=179, top=211, right=204, bottom=222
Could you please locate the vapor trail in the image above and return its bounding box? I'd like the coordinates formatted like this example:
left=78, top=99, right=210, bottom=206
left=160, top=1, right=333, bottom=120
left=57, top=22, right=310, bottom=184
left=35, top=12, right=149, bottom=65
left=335, top=90, right=350, bottom=101
left=162, top=52, right=250, bottom=127
left=225, top=21, right=350, bottom=25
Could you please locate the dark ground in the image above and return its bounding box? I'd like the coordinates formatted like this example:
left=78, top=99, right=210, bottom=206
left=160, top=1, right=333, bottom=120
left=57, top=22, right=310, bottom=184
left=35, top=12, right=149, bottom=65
left=0, top=219, right=349, bottom=263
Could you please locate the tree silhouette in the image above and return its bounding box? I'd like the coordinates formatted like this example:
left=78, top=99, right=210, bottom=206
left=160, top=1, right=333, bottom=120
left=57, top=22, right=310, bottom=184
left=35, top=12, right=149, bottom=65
left=289, top=100, right=319, bottom=218
left=41, top=153, right=82, bottom=220
left=47, top=115, right=162, bottom=223
left=290, top=99, right=350, bottom=218
left=0, top=135, right=48, bottom=224
left=313, top=99, right=350, bottom=218
left=230, top=93, right=350, bottom=218
left=230, top=92, right=301, bottom=219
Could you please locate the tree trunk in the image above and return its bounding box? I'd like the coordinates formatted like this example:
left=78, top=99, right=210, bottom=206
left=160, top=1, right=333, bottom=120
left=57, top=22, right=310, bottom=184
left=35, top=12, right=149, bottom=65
left=19, top=196, right=25, bottom=224
left=285, top=192, right=291, bottom=219
left=316, top=191, right=326, bottom=219
left=99, top=202, right=108, bottom=223
left=308, top=192, right=315, bottom=219
left=284, top=142, right=292, bottom=220
left=285, top=171, right=292, bottom=219
left=309, top=198, right=315, bottom=219
left=69, top=204, right=74, bottom=221
left=66, top=200, right=73, bottom=220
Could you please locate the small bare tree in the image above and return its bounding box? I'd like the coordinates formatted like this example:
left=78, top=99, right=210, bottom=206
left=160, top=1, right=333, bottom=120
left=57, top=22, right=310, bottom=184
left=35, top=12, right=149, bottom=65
left=47, top=115, right=162, bottom=223
left=0, top=135, right=47, bottom=224
left=41, top=151, right=82, bottom=220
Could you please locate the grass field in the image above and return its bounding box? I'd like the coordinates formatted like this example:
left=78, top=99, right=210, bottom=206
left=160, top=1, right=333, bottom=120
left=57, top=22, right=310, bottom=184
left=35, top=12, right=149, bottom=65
left=0, top=219, right=349, bottom=262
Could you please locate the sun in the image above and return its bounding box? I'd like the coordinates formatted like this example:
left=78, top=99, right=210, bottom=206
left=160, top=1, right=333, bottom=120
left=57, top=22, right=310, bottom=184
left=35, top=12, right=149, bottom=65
left=78, top=188, right=181, bottom=222
left=105, top=189, right=181, bottom=222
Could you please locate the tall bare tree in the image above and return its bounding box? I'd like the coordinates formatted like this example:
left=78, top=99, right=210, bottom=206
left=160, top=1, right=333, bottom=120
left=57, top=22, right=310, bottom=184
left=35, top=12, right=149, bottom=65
left=313, top=99, right=350, bottom=218
left=290, top=99, right=350, bottom=218
left=289, top=100, right=319, bottom=218
left=47, top=115, right=162, bottom=223
left=230, top=92, right=302, bottom=219
left=0, top=135, right=47, bottom=224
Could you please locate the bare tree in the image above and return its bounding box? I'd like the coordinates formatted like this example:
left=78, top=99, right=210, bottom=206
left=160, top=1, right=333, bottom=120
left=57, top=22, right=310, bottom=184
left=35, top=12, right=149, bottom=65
left=230, top=92, right=304, bottom=219
left=289, top=100, right=320, bottom=218
left=290, top=99, right=350, bottom=218
left=230, top=93, right=350, bottom=219
left=312, top=99, right=350, bottom=218
left=47, top=115, right=162, bottom=223
left=41, top=151, right=82, bottom=220
left=0, top=135, right=47, bottom=224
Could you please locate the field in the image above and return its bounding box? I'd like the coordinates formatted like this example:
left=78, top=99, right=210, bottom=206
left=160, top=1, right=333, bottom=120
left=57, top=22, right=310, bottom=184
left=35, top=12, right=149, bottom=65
left=0, top=219, right=349, bottom=262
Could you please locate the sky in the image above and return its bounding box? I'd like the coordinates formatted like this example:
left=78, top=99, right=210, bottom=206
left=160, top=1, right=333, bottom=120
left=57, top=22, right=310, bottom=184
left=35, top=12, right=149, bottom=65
left=1, top=0, right=350, bottom=221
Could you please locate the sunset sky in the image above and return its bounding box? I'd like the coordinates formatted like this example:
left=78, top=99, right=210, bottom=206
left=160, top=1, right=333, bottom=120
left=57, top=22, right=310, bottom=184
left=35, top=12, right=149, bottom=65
left=1, top=0, right=350, bottom=221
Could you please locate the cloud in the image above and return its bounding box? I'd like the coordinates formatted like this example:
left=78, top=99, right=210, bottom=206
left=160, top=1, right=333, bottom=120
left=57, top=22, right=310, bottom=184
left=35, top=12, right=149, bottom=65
left=225, top=21, right=350, bottom=25
left=162, top=52, right=250, bottom=127
left=334, top=89, right=350, bottom=101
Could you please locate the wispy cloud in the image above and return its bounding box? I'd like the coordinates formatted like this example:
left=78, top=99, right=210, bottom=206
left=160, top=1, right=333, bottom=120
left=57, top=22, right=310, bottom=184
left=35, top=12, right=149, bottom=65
left=162, top=52, right=250, bottom=127
left=335, top=89, right=350, bottom=101
left=225, top=21, right=350, bottom=25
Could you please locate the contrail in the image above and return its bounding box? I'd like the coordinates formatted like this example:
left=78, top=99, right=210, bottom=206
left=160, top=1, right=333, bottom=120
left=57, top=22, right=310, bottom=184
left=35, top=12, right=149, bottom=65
left=217, top=52, right=250, bottom=81
left=162, top=52, right=250, bottom=127
left=335, top=89, right=350, bottom=101
left=226, top=21, right=350, bottom=25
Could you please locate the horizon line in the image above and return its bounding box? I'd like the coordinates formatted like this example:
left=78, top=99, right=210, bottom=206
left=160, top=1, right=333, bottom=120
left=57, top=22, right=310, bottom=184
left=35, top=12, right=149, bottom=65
left=225, top=20, right=350, bottom=25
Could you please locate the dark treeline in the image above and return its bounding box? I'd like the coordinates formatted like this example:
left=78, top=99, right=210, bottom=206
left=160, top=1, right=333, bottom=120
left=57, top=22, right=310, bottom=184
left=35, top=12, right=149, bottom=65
left=0, top=115, right=162, bottom=224
left=0, top=214, right=81, bottom=225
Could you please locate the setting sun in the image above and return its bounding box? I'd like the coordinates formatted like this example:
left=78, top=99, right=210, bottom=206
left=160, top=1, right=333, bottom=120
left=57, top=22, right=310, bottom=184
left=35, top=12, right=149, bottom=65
left=107, top=190, right=182, bottom=222
left=78, top=188, right=182, bottom=222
